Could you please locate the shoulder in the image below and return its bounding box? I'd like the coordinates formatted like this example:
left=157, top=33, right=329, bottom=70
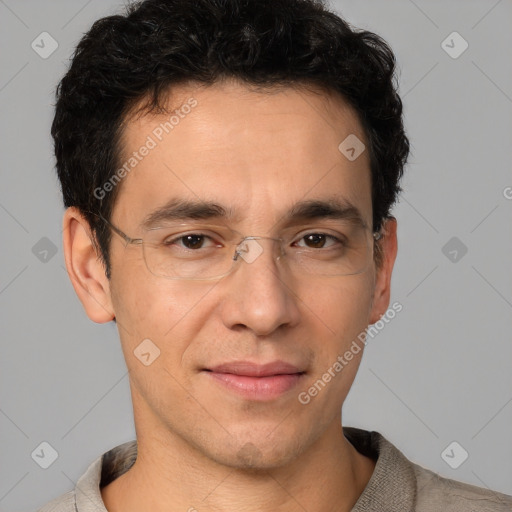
left=412, top=461, right=512, bottom=511
left=36, top=440, right=137, bottom=512
left=36, top=490, right=75, bottom=512
left=344, top=426, right=512, bottom=512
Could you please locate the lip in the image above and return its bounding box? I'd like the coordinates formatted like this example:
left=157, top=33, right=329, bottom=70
left=207, top=361, right=303, bottom=377
left=203, top=361, right=306, bottom=401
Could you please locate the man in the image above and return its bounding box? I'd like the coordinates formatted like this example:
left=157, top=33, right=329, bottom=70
left=39, top=0, right=512, bottom=510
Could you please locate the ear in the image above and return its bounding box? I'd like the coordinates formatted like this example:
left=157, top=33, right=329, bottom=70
left=62, top=207, right=115, bottom=323
left=368, top=216, right=398, bottom=325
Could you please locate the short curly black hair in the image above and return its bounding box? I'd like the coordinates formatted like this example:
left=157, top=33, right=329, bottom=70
left=52, top=0, right=409, bottom=278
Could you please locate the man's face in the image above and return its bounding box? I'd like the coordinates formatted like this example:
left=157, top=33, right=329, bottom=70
left=100, top=79, right=392, bottom=469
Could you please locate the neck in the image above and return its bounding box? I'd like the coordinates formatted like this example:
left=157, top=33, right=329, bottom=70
left=101, top=420, right=375, bottom=512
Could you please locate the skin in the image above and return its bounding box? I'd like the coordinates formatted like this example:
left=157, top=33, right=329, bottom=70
left=63, top=78, right=397, bottom=512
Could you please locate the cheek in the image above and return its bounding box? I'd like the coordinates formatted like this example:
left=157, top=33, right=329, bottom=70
left=110, top=263, right=221, bottom=368
left=295, top=273, right=374, bottom=394
left=298, top=272, right=375, bottom=342
left=295, top=276, right=375, bottom=412
left=298, top=272, right=374, bottom=392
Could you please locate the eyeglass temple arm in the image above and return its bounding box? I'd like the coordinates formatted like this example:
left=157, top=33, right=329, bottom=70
left=86, top=210, right=142, bottom=246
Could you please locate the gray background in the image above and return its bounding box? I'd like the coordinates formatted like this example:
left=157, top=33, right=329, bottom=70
left=1, top=0, right=511, bottom=510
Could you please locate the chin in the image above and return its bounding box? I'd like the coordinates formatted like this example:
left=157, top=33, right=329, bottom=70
left=203, top=431, right=306, bottom=471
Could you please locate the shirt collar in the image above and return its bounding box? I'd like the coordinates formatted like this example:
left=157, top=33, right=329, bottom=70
left=344, top=427, right=417, bottom=511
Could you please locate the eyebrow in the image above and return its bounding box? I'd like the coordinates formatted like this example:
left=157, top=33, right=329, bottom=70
left=140, top=197, right=368, bottom=230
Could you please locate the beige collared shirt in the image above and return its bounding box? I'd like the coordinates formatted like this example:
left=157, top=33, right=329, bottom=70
left=37, top=427, right=512, bottom=511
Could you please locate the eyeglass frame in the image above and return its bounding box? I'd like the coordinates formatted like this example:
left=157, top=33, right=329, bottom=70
left=87, top=210, right=383, bottom=281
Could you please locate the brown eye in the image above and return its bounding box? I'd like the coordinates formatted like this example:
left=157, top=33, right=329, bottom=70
left=163, top=234, right=214, bottom=250
left=180, top=234, right=206, bottom=249
left=296, top=233, right=341, bottom=249
left=304, top=234, right=327, bottom=248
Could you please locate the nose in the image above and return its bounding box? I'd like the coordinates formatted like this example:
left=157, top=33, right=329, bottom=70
left=219, top=237, right=301, bottom=336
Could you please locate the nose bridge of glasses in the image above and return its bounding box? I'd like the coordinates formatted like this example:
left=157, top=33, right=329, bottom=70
left=234, top=235, right=285, bottom=264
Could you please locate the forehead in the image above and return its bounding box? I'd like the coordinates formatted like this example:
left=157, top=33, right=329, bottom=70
left=113, top=79, right=372, bottom=230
